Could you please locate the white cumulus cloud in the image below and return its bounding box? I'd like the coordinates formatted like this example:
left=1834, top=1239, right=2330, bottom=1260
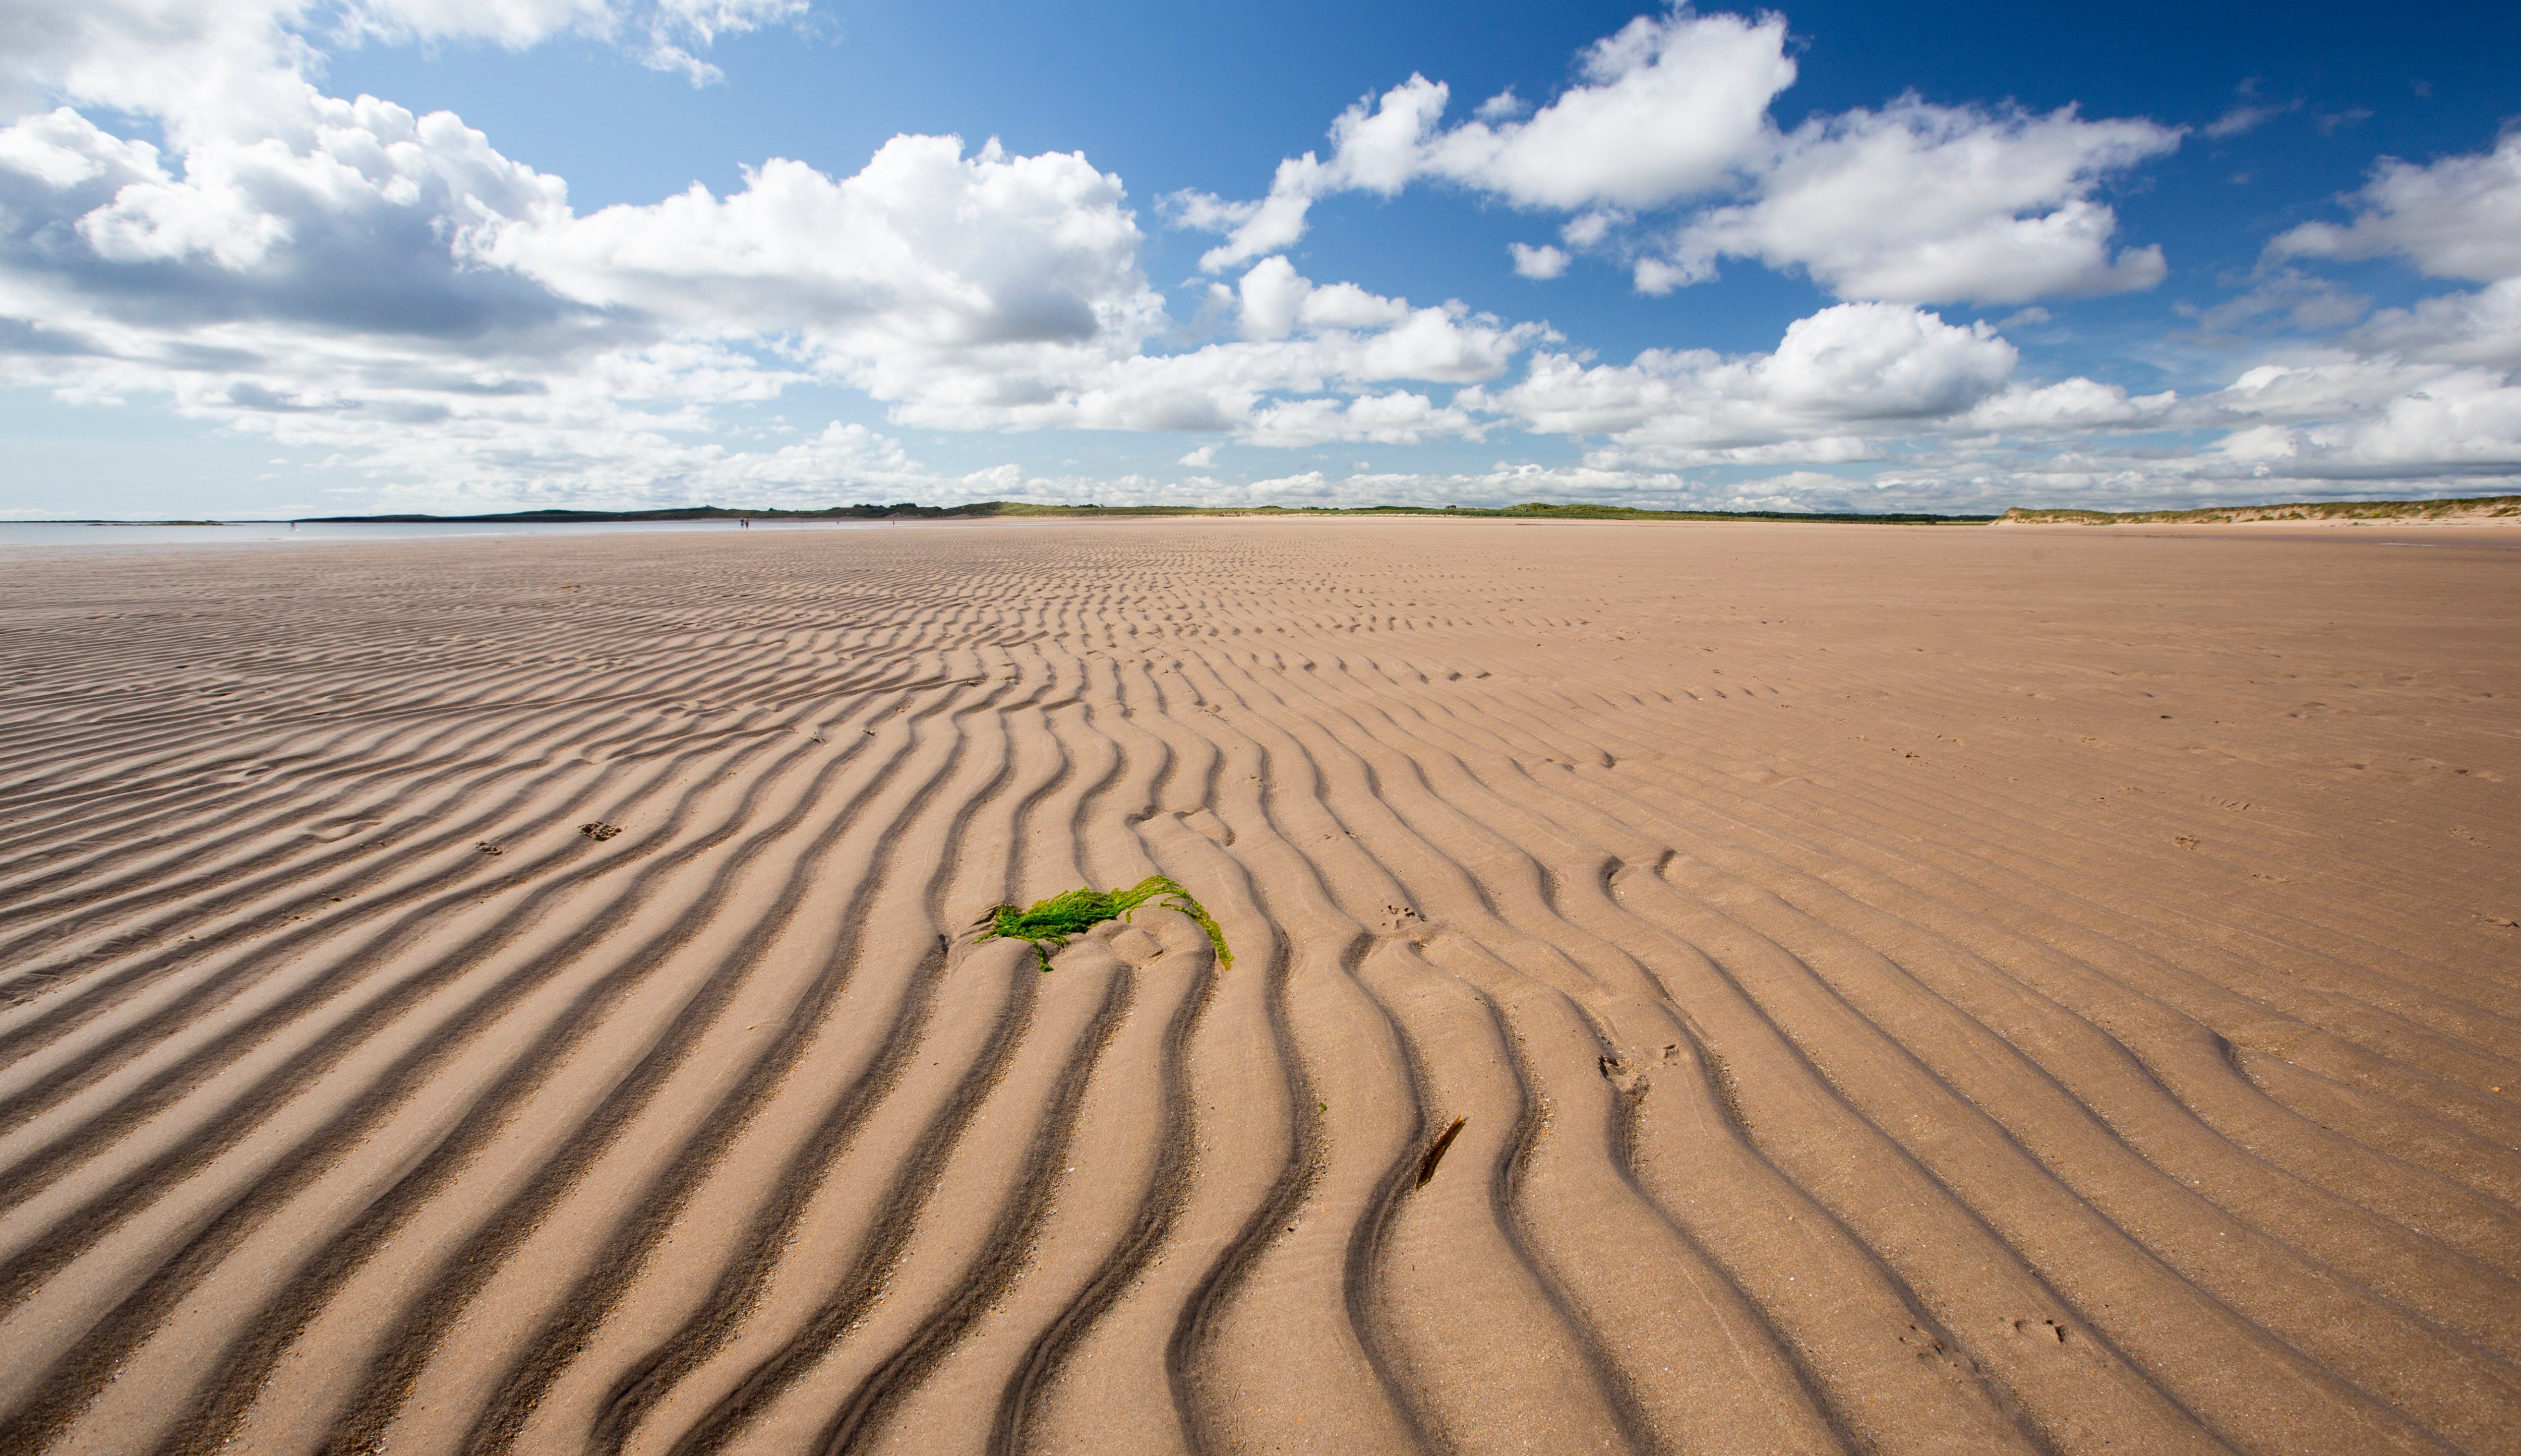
left=470, top=135, right=1167, bottom=413
left=1661, top=98, right=2180, bottom=303
left=1417, top=10, right=1793, bottom=209
left=2270, top=131, right=2521, bottom=282
left=2206, top=362, right=2521, bottom=478
left=2, top=0, right=2509, bottom=512
left=1171, top=9, right=1793, bottom=272
left=2220, top=132, right=2521, bottom=482
left=1509, top=243, right=1570, bottom=280
left=2347, top=278, right=2521, bottom=369
left=1167, top=9, right=2178, bottom=307
left=1470, top=301, right=2027, bottom=466
left=0, top=0, right=1570, bottom=499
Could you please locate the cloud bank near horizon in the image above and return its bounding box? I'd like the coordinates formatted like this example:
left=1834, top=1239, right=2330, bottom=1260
left=0, top=0, right=2515, bottom=515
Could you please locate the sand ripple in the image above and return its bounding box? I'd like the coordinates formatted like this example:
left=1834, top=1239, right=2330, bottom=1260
left=0, top=520, right=2514, bottom=1455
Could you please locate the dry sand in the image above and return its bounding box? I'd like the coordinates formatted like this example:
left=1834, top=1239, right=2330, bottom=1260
left=0, top=518, right=2514, bottom=1456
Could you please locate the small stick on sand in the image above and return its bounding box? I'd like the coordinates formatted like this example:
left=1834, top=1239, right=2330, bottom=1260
left=1416, top=1116, right=1467, bottom=1189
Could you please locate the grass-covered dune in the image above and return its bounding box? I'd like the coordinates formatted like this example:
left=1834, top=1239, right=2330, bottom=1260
left=2000, top=493, right=2521, bottom=525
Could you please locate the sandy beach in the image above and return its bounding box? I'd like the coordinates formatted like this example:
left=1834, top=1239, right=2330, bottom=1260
left=0, top=518, right=2514, bottom=1456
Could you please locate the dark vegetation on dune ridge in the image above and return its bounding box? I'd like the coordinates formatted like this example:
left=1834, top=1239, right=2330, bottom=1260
left=303, top=501, right=1991, bottom=524
left=974, top=875, right=1233, bottom=973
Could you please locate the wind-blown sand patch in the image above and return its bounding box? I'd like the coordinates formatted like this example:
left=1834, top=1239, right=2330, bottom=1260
left=0, top=519, right=2512, bottom=1455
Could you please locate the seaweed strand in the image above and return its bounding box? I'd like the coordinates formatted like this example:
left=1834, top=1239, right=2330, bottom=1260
left=973, top=875, right=1233, bottom=972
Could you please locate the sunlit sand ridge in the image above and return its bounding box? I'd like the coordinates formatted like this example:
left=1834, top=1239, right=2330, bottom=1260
left=0, top=519, right=2514, bottom=1455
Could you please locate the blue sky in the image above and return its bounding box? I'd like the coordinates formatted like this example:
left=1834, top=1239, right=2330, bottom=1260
left=2, top=0, right=2516, bottom=517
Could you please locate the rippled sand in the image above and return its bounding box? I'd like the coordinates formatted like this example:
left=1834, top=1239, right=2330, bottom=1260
left=1, top=519, right=2514, bottom=1456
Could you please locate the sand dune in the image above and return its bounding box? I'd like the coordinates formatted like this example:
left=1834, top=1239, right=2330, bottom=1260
left=0, top=519, right=2514, bottom=1455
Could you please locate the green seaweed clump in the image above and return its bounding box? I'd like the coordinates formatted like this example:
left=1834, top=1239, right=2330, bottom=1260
left=974, top=874, right=1232, bottom=973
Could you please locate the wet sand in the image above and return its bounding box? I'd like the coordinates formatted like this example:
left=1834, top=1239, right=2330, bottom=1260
left=0, top=518, right=2514, bottom=1455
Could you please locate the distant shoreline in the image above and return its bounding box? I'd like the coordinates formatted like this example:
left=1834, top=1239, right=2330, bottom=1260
left=13, top=492, right=2519, bottom=527
left=311, top=501, right=1994, bottom=525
